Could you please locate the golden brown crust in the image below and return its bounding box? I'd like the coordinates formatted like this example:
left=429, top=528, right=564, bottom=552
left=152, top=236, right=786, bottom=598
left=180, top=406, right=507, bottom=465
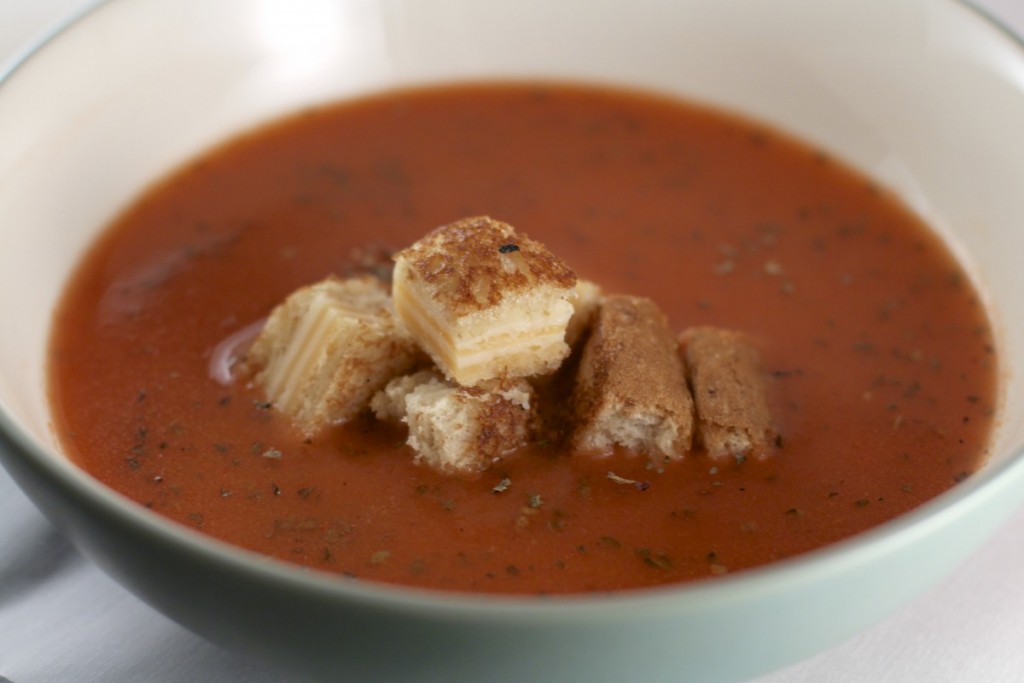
left=392, top=216, right=578, bottom=385
left=393, top=216, right=577, bottom=317
left=402, top=376, right=535, bottom=473
left=681, top=326, right=777, bottom=459
left=461, top=379, right=536, bottom=462
left=572, top=295, right=694, bottom=458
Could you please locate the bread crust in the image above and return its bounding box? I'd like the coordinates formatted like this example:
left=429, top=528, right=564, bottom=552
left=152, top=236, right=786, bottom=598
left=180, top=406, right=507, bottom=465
left=572, top=295, right=695, bottom=459
left=393, top=215, right=576, bottom=315
left=681, top=326, right=777, bottom=459
left=373, top=371, right=535, bottom=473
left=392, top=216, right=577, bottom=385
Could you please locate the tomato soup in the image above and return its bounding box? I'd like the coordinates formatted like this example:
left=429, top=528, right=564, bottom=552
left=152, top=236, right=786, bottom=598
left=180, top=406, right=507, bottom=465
left=48, top=83, right=997, bottom=595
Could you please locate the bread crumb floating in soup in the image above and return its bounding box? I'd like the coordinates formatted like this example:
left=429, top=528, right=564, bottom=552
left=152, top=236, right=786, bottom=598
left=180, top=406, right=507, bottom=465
left=48, top=83, right=998, bottom=595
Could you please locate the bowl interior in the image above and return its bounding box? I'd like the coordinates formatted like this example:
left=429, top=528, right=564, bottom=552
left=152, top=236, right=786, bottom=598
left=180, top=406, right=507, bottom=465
left=3, top=0, right=1024, bottom=475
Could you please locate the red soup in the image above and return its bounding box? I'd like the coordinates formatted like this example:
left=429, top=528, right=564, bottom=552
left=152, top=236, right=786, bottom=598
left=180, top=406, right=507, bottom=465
left=48, top=83, right=997, bottom=595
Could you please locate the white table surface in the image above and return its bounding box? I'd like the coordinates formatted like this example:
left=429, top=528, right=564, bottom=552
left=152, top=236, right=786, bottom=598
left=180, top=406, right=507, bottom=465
left=2, top=1, right=1024, bottom=681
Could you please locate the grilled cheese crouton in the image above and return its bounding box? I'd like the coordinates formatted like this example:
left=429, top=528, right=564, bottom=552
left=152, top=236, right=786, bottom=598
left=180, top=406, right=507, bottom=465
left=373, top=371, right=535, bottom=473
left=392, top=216, right=577, bottom=386
left=681, top=326, right=777, bottom=459
left=573, top=295, right=695, bottom=459
left=247, top=276, right=422, bottom=437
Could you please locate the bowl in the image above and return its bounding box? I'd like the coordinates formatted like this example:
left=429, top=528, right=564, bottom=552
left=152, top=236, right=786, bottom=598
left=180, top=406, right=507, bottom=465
left=3, top=0, right=1024, bottom=681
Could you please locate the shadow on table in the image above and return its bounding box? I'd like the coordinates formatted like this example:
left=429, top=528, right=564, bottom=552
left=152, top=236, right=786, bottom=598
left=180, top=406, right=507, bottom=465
left=0, top=518, right=81, bottom=608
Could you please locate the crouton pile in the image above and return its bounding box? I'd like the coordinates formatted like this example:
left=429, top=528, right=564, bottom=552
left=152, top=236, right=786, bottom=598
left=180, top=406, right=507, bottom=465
left=245, top=216, right=777, bottom=474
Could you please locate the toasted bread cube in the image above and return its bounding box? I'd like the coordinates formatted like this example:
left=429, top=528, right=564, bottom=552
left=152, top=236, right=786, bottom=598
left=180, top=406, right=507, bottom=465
left=247, top=276, right=422, bottom=437
left=394, top=375, right=535, bottom=473
left=372, top=371, right=535, bottom=472
left=572, top=295, right=695, bottom=459
left=392, top=216, right=577, bottom=386
left=681, top=326, right=777, bottom=459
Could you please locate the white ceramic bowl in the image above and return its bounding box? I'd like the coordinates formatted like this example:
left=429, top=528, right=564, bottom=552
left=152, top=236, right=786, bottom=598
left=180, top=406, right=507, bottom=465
left=3, top=1, right=1024, bottom=681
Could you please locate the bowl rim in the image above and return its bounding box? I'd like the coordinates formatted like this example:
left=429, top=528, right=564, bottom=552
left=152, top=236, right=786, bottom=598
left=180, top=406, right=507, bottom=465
left=1, top=0, right=1024, bottom=623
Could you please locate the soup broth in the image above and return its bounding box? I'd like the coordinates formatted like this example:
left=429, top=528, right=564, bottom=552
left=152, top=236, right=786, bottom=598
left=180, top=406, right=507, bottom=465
left=48, top=83, right=997, bottom=595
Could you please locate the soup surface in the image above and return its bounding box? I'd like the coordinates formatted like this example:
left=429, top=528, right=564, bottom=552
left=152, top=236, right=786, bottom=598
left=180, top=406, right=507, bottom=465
left=49, top=83, right=997, bottom=595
